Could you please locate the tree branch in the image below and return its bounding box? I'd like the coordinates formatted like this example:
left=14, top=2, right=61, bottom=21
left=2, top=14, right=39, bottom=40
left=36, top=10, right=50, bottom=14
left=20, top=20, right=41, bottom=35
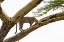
left=12, top=0, right=43, bottom=23
left=0, top=2, right=12, bottom=22
left=39, top=12, right=64, bottom=22
left=0, top=5, right=15, bottom=42
left=3, top=12, right=64, bottom=42
left=0, top=0, right=43, bottom=42
left=0, top=0, right=4, bottom=3
left=0, top=0, right=43, bottom=22
left=0, top=21, right=15, bottom=42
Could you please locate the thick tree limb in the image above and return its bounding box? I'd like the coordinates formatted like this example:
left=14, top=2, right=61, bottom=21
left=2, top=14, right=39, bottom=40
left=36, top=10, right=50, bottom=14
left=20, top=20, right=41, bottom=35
left=0, top=5, right=15, bottom=42
left=0, top=0, right=43, bottom=42
left=1, top=0, right=64, bottom=42
left=0, top=1, right=11, bottom=22
left=0, top=21, right=15, bottom=42
left=1, top=9, right=12, bottom=21
left=3, top=13, right=64, bottom=42
left=0, top=2, right=13, bottom=42
left=39, top=12, right=64, bottom=22
left=12, top=0, right=43, bottom=23
left=0, top=0, right=43, bottom=22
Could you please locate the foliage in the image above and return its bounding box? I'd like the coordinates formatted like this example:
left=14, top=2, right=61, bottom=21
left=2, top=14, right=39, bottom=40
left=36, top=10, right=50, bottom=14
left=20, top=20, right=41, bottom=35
left=32, top=0, right=64, bottom=17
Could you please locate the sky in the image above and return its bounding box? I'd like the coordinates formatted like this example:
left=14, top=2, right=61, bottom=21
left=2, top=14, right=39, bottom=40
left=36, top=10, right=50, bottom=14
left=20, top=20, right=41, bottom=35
left=0, top=0, right=64, bottom=42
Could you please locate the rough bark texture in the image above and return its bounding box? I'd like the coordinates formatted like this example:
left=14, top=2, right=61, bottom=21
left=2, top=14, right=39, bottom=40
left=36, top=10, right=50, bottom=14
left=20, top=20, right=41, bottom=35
left=12, top=0, right=43, bottom=23
left=0, top=20, right=15, bottom=42
left=0, top=0, right=43, bottom=42
left=39, top=12, right=64, bottom=22
left=3, top=12, right=64, bottom=42
left=0, top=0, right=64, bottom=42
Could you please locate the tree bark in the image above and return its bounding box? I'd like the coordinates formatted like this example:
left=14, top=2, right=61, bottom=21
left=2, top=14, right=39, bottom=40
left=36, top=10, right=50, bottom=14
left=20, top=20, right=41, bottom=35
left=12, top=0, right=43, bottom=23
left=0, top=0, right=64, bottom=42
left=3, top=12, right=64, bottom=42
left=0, top=0, right=43, bottom=42
left=0, top=21, right=15, bottom=42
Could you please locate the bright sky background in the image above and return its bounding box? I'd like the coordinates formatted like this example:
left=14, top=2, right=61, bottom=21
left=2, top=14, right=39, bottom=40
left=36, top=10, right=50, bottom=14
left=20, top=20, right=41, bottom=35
left=0, top=0, right=64, bottom=42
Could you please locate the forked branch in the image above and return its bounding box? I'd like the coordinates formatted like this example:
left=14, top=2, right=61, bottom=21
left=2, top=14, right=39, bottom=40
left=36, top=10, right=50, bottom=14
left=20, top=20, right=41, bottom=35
left=0, top=0, right=43, bottom=42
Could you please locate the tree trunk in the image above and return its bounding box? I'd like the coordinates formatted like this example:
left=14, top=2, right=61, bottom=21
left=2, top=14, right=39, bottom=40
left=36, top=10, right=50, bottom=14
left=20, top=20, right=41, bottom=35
left=0, top=0, right=43, bottom=42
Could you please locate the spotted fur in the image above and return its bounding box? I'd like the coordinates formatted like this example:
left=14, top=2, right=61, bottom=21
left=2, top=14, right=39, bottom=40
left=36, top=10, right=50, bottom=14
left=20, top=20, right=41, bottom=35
left=19, top=17, right=38, bottom=31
